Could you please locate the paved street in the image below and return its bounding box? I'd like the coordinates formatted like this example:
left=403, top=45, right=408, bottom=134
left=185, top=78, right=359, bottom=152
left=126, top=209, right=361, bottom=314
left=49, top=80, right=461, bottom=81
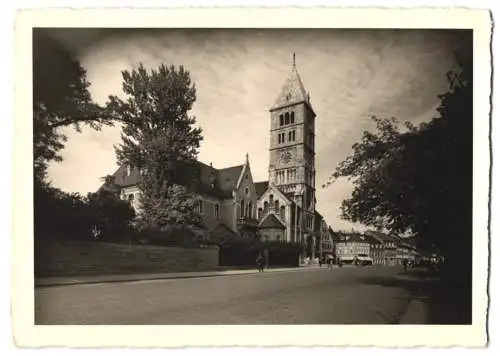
left=35, top=266, right=424, bottom=324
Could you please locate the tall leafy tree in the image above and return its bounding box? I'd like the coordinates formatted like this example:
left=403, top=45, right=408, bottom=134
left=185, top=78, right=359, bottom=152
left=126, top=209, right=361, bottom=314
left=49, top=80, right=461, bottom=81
left=110, top=63, right=204, bottom=231
left=327, top=36, right=472, bottom=274
left=33, top=30, right=112, bottom=183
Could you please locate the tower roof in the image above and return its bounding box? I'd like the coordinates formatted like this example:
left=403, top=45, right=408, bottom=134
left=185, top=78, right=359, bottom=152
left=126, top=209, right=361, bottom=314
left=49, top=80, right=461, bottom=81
left=259, top=213, right=286, bottom=229
left=270, top=56, right=313, bottom=112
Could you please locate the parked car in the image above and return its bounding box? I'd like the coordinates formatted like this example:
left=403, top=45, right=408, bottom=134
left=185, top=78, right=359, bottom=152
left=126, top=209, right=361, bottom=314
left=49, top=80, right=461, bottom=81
left=356, top=254, right=373, bottom=265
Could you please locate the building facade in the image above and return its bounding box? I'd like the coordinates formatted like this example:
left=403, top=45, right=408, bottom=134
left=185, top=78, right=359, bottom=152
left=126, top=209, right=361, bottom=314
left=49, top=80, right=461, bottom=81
left=365, top=234, right=385, bottom=265
left=105, top=57, right=328, bottom=251
left=255, top=56, right=320, bottom=257
left=364, top=231, right=403, bottom=266
left=333, top=232, right=371, bottom=263
left=109, top=154, right=260, bottom=241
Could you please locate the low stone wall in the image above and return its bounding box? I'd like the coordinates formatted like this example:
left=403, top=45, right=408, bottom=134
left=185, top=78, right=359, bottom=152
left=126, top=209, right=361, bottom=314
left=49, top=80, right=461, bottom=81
left=35, top=240, right=219, bottom=277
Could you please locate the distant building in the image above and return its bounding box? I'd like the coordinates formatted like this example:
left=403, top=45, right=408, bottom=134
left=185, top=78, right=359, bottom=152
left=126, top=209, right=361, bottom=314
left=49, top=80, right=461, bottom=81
left=365, top=234, right=385, bottom=265
left=313, top=215, right=333, bottom=259
left=364, top=231, right=418, bottom=266
left=394, top=237, right=418, bottom=263
left=333, top=232, right=370, bottom=263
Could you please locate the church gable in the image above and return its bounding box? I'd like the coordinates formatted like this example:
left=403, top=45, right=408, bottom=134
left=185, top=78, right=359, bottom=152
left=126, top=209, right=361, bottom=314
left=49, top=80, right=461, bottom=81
left=232, top=156, right=258, bottom=215
left=259, top=213, right=285, bottom=229
left=217, top=164, right=244, bottom=193
left=258, top=184, right=292, bottom=206
left=254, top=181, right=269, bottom=199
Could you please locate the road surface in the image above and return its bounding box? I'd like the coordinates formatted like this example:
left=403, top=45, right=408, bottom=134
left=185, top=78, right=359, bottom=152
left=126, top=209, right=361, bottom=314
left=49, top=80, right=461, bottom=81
left=35, top=266, right=423, bottom=324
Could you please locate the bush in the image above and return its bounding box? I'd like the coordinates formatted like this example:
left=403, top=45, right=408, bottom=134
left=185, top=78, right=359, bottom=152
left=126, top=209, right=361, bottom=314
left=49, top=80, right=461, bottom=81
left=137, top=224, right=209, bottom=248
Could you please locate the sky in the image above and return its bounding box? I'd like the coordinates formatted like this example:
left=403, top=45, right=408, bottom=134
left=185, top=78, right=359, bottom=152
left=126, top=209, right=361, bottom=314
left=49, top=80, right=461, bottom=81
left=45, top=28, right=464, bottom=231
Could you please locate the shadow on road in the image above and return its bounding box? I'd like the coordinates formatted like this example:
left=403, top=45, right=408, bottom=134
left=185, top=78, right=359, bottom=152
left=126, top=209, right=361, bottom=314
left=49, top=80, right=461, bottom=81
left=356, top=268, right=472, bottom=325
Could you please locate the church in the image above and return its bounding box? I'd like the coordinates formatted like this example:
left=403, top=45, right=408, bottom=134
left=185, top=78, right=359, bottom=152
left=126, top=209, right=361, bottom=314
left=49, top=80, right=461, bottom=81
left=107, top=56, right=332, bottom=259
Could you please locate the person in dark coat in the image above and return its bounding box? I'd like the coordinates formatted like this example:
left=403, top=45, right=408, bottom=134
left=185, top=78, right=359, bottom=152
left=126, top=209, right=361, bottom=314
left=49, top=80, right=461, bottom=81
left=256, top=252, right=264, bottom=272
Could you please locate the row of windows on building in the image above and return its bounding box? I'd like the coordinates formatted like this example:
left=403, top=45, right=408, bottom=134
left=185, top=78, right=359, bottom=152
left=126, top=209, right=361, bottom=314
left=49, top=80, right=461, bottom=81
left=279, top=111, right=295, bottom=126
left=336, top=244, right=370, bottom=252
left=259, top=200, right=286, bottom=221
left=123, top=165, right=149, bottom=178
left=337, top=247, right=370, bottom=255
left=275, top=168, right=298, bottom=184
left=277, top=130, right=296, bottom=144
left=195, top=200, right=220, bottom=219
left=305, top=214, right=313, bottom=229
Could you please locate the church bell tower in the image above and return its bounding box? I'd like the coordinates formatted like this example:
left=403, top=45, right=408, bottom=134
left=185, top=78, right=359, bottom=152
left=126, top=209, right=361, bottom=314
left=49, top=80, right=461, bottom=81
left=268, top=54, right=316, bottom=243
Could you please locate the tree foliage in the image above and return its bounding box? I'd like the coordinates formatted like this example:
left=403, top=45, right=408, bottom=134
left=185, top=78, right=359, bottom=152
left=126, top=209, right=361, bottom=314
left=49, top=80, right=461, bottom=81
left=33, top=31, right=112, bottom=183
left=34, top=184, right=136, bottom=243
left=86, top=189, right=136, bottom=240
left=110, top=63, right=204, bottom=231
left=136, top=183, right=203, bottom=230
left=328, top=37, right=472, bottom=268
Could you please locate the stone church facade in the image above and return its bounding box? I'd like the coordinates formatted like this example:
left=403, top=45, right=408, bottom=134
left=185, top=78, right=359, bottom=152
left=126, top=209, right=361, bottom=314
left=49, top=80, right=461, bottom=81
left=106, top=58, right=332, bottom=257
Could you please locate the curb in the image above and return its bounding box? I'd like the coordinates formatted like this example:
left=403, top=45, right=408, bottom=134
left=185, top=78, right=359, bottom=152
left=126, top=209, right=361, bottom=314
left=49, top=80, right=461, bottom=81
left=35, top=266, right=311, bottom=288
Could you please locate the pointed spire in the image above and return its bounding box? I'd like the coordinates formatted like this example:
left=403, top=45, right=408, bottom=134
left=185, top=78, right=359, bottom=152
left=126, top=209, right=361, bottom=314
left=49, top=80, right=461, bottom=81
left=245, top=153, right=249, bottom=163
left=271, top=57, right=309, bottom=111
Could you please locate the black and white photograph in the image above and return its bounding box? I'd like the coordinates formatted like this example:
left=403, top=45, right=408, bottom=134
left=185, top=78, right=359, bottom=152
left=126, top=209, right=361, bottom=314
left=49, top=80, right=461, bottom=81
left=11, top=7, right=490, bottom=348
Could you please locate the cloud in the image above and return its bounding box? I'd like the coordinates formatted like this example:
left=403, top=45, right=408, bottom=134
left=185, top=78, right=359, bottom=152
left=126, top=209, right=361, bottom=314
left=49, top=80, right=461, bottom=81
left=45, top=29, right=463, bottom=230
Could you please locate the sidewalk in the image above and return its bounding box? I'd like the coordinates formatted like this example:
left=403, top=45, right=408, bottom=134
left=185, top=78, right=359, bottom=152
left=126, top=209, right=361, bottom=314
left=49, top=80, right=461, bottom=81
left=399, top=297, right=429, bottom=324
left=35, top=266, right=312, bottom=287
left=397, top=268, right=434, bottom=324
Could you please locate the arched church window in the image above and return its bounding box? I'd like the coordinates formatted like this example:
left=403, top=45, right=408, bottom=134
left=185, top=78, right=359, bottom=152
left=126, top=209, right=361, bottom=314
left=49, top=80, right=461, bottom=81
left=269, top=194, right=273, bottom=206
left=240, top=200, right=244, bottom=218
left=292, top=130, right=296, bottom=141
left=264, top=202, right=269, bottom=214
left=280, top=114, right=284, bottom=126
left=274, top=200, right=279, bottom=213
left=288, top=131, right=292, bottom=141
left=291, top=112, right=295, bottom=124
left=280, top=205, right=285, bottom=220
left=285, top=112, right=290, bottom=125
left=258, top=208, right=263, bottom=219
left=248, top=201, right=253, bottom=218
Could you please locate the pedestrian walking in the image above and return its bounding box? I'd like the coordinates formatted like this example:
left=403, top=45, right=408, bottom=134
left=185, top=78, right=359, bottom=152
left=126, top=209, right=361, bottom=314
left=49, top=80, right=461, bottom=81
left=319, top=256, right=323, bottom=268
left=256, top=252, right=264, bottom=272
